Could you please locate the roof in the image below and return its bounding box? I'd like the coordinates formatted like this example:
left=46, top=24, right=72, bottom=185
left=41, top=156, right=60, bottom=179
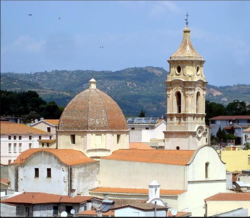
left=77, top=210, right=114, bottom=216
left=58, top=79, right=128, bottom=131
left=1, top=178, right=8, bottom=185
left=107, top=199, right=167, bottom=211
left=209, top=115, right=250, bottom=121
left=170, top=27, right=203, bottom=60
left=101, top=149, right=195, bottom=166
left=243, top=127, right=250, bottom=133
left=167, top=211, right=192, bottom=217
left=0, top=121, right=49, bottom=135
left=204, top=193, right=250, bottom=201
left=90, top=187, right=186, bottom=196
left=0, top=192, right=95, bottom=204
left=129, top=142, right=153, bottom=150
left=12, top=148, right=97, bottom=166
left=44, top=119, right=59, bottom=125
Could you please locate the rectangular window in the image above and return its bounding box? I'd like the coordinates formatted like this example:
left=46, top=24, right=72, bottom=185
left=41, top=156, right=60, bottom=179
left=145, top=127, right=149, bottom=130
left=50, top=136, right=52, bottom=140
left=8, top=143, right=11, bottom=153
left=47, top=168, right=51, bottom=178
left=29, top=143, right=32, bottom=149
left=29, top=136, right=32, bottom=140
left=47, top=143, right=49, bottom=147
left=39, top=136, right=42, bottom=140
left=47, top=127, right=51, bottom=132
left=8, top=136, right=11, bottom=140
left=70, top=135, right=75, bottom=144
left=19, top=136, right=22, bottom=140
left=19, top=143, right=22, bottom=153
left=35, top=168, right=39, bottom=178
left=117, top=135, right=121, bottom=144
left=210, top=120, right=215, bottom=124
left=14, top=136, right=17, bottom=140
left=14, top=143, right=17, bottom=153
left=131, top=127, right=135, bottom=130
left=42, top=143, right=44, bottom=147
left=65, top=206, right=73, bottom=214
left=8, top=160, right=11, bottom=164
left=53, top=206, right=58, bottom=215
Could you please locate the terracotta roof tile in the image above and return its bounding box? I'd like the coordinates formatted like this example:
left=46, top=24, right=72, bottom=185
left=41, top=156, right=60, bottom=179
left=204, top=193, right=250, bottom=201
left=1, top=178, right=8, bottom=185
left=13, top=148, right=97, bottom=166
left=209, top=115, right=250, bottom=121
left=78, top=210, right=114, bottom=216
left=167, top=211, right=192, bottom=217
left=1, top=192, right=96, bottom=204
left=129, top=142, right=153, bottom=150
left=58, top=82, right=128, bottom=131
left=90, top=187, right=186, bottom=196
left=44, top=119, right=59, bottom=125
left=102, top=149, right=195, bottom=166
left=1, top=121, right=49, bottom=135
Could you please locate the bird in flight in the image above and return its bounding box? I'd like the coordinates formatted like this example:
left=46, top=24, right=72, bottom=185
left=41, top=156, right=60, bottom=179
left=100, top=46, right=104, bottom=48
left=59, top=17, right=61, bottom=19
left=28, top=14, right=32, bottom=16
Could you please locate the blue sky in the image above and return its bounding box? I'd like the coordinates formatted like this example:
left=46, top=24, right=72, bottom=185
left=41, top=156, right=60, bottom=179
left=1, top=1, right=250, bottom=86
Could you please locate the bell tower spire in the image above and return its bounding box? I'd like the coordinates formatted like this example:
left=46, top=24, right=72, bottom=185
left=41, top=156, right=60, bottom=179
left=164, top=17, right=208, bottom=150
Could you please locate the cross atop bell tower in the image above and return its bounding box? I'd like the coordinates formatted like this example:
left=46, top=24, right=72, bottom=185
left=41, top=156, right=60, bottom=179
left=164, top=20, right=208, bottom=150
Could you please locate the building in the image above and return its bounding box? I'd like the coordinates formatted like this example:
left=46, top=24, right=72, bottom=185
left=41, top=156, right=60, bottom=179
left=0, top=121, right=52, bottom=165
left=129, top=142, right=153, bottom=150
left=126, top=117, right=166, bottom=147
left=164, top=22, right=207, bottom=150
left=30, top=118, right=59, bottom=138
left=209, top=115, right=250, bottom=145
left=204, top=193, right=250, bottom=216
left=57, top=78, right=130, bottom=159
left=217, top=149, right=250, bottom=172
left=0, top=192, right=102, bottom=217
left=8, top=148, right=99, bottom=195
left=243, top=127, right=250, bottom=144
left=0, top=116, right=24, bottom=124
left=90, top=145, right=229, bottom=216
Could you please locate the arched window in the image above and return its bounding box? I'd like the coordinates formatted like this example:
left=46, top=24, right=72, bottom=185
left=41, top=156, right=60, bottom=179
left=205, top=162, right=210, bottom=178
left=176, top=91, right=181, bottom=113
left=196, top=92, right=200, bottom=113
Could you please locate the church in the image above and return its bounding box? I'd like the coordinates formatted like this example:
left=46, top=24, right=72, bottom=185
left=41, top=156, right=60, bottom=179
left=7, top=21, right=231, bottom=217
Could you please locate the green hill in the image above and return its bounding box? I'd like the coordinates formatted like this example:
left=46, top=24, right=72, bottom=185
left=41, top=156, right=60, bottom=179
left=1, top=67, right=250, bottom=116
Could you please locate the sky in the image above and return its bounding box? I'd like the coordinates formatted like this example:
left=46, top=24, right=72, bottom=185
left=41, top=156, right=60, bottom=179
left=1, top=1, right=250, bottom=86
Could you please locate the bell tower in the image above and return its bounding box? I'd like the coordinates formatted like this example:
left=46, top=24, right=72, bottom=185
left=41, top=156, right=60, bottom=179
left=164, top=15, right=207, bottom=150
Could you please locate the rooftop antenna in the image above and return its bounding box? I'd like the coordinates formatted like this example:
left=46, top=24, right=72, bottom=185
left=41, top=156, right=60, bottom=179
left=185, top=12, right=189, bottom=27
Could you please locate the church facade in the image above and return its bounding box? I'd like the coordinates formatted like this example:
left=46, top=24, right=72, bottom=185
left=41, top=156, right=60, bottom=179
left=164, top=25, right=207, bottom=150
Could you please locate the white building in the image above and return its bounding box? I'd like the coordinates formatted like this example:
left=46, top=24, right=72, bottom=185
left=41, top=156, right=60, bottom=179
left=209, top=115, right=250, bottom=145
left=90, top=145, right=231, bottom=217
left=127, top=117, right=166, bottom=147
left=0, top=121, right=52, bottom=165
left=8, top=148, right=100, bottom=195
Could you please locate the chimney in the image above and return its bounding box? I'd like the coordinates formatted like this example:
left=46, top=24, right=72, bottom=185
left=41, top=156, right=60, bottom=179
left=148, top=180, right=160, bottom=199
left=70, top=189, right=76, bottom=198
left=40, top=117, right=44, bottom=121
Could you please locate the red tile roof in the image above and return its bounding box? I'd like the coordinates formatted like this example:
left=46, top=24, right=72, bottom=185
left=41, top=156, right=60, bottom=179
left=0, top=192, right=95, bottom=204
left=129, top=142, right=153, bottom=150
left=78, top=210, right=114, bottom=216
left=102, top=149, right=195, bottom=166
left=13, top=148, right=97, bottom=166
left=205, top=193, right=250, bottom=201
left=1, top=121, right=49, bottom=135
left=1, top=178, right=8, bottom=185
left=209, top=116, right=250, bottom=120
left=38, top=139, right=56, bottom=143
left=90, top=187, right=186, bottom=196
left=44, top=119, right=59, bottom=125
left=167, top=211, right=192, bottom=217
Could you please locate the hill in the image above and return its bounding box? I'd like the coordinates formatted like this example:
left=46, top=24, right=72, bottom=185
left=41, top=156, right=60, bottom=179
left=1, top=67, right=250, bottom=117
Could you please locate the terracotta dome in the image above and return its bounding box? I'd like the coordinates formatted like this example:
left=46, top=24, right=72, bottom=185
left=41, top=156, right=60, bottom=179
left=58, top=78, right=128, bottom=131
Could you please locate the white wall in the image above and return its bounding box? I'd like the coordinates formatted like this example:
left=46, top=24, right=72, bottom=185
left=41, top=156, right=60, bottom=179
left=115, top=207, right=166, bottom=217
left=1, top=134, right=50, bottom=165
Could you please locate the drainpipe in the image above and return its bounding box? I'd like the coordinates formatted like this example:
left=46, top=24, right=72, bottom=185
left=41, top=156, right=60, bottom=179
left=68, top=166, right=71, bottom=196
left=154, top=201, right=157, bottom=217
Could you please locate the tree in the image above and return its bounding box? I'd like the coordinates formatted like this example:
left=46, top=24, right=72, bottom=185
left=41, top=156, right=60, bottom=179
left=243, top=142, right=250, bottom=150
left=226, top=100, right=247, bottom=115
left=138, top=110, right=146, bottom=117
left=216, top=127, right=227, bottom=142
left=205, top=101, right=227, bottom=125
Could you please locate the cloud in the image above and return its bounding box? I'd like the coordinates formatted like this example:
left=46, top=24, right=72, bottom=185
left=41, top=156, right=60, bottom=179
left=2, top=35, right=45, bottom=54
left=149, top=1, right=181, bottom=17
